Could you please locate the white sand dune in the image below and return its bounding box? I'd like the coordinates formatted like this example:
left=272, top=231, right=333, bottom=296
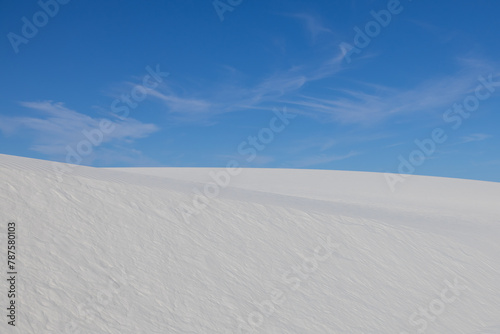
left=0, top=153, right=499, bottom=333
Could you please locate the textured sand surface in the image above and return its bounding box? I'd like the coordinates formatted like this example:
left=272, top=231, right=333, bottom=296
left=0, top=154, right=499, bottom=333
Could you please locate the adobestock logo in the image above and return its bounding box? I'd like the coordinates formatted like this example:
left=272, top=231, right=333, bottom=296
left=213, top=0, right=243, bottom=22
left=51, top=64, right=169, bottom=182
left=8, top=0, right=71, bottom=54
left=339, top=0, right=411, bottom=64
left=385, top=74, right=500, bottom=192
left=180, top=106, right=296, bottom=224
left=399, top=277, right=468, bottom=334
left=236, top=235, right=340, bottom=333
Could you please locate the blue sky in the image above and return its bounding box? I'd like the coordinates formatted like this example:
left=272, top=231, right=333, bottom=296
left=1, top=0, right=500, bottom=182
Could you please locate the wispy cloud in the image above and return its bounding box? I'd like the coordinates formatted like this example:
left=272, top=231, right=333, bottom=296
left=90, top=146, right=161, bottom=167
left=385, top=142, right=405, bottom=148
left=287, top=136, right=338, bottom=155
left=286, top=58, right=500, bottom=124
left=145, top=54, right=344, bottom=122
left=216, top=154, right=275, bottom=167
left=286, top=13, right=333, bottom=42
left=457, top=133, right=492, bottom=144
left=138, top=51, right=500, bottom=132
left=289, top=150, right=360, bottom=168
left=0, top=101, right=158, bottom=157
left=406, top=19, right=459, bottom=43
